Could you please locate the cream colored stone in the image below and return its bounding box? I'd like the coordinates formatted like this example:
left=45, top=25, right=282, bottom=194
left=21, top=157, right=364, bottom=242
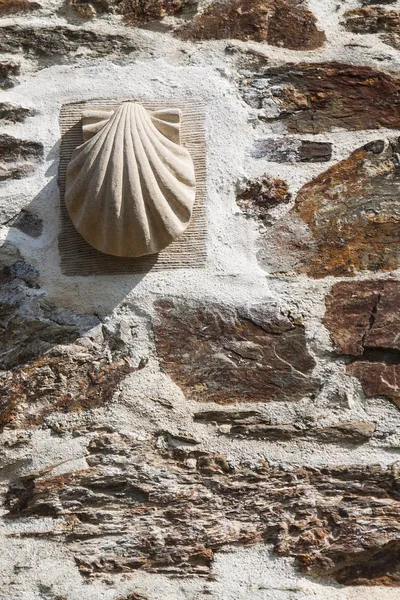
left=65, top=102, right=196, bottom=257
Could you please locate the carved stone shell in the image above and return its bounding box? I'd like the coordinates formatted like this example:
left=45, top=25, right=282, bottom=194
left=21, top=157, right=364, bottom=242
left=65, top=102, right=196, bottom=257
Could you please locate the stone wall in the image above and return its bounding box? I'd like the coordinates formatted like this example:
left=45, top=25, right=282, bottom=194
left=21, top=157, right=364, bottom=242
left=1, top=1, right=400, bottom=599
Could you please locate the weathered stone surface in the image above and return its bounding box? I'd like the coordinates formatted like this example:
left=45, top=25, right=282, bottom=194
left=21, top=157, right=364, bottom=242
left=251, top=138, right=332, bottom=162
left=153, top=300, right=319, bottom=404
left=176, top=0, right=325, bottom=50
left=194, top=411, right=376, bottom=444
left=0, top=134, right=43, bottom=181
left=236, top=176, right=291, bottom=222
left=5, top=429, right=400, bottom=585
left=260, top=139, right=400, bottom=278
left=240, top=63, right=400, bottom=132
left=0, top=102, right=34, bottom=124
left=68, top=0, right=187, bottom=24
left=0, top=26, right=137, bottom=61
left=325, top=280, right=400, bottom=408
left=344, top=7, right=400, bottom=50
left=0, top=61, right=20, bottom=88
left=0, top=265, right=143, bottom=431
left=0, top=0, right=40, bottom=16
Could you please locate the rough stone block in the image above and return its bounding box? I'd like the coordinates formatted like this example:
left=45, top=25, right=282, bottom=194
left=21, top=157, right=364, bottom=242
left=259, top=139, right=400, bottom=278
left=325, top=279, right=400, bottom=408
left=153, top=300, right=319, bottom=404
left=175, top=0, right=325, bottom=49
left=240, top=63, right=400, bottom=132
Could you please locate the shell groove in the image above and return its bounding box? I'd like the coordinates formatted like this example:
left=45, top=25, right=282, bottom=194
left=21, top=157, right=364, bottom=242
left=65, top=102, right=196, bottom=257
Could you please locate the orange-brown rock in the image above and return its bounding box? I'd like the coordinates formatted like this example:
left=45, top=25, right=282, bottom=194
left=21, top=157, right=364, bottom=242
left=345, top=6, right=400, bottom=50
left=153, top=300, right=319, bottom=404
left=236, top=176, right=291, bottom=222
left=0, top=350, right=135, bottom=431
left=6, top=429, right=400, bottom=584
left=260, top=139, right=400, bottom=278
left=176, top=0, right=325, bottom=50
left=325, top=280, right=400, bottom=408
left=240, top=63, right=400, bottom=133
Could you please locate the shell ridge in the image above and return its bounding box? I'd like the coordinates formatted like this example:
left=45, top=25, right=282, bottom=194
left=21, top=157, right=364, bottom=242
left=117, top=103, right=150, bottom=256
left=140, top=112, right=195, bottom=188
left=69, top=105, right=127, bottom=250
left=132, top=104, right=156, bottom=248
left=66, top=109, right=122, bottom=207
left=140, top=109, right=196, bottom=192
left=150, top=108, right=182, bottom=144
left=150, top=108, right=181, bottom=122
left=139, top=110, right=196, bottom=212
left=133, top=104, right=167, bottom=252
left=135, top=107, right=192, bottom=244
left=82, top=109, right=115, bottom=142
left=86, top=105, right=128, bottom=216
left=145, top=112, right=189, bottom=159
left=137, top=129, right=193, bottom=229
left=98, top=104, right=128, bottom=254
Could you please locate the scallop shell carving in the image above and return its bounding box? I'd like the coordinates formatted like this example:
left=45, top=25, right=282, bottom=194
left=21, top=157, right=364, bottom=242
left=65, top=102, right=196, bottom=257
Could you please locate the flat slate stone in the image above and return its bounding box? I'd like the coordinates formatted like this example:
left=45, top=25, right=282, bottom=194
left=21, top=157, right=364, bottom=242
left=153, top=299, right=319, bottom=404
left=240, top=62, right=400, bottom=133
left=0, top=0, right=40, bottom=16
left=0, top=25, right=137, bottom=61
left=251, top=137, right=332, bottom=162
left=325, top=279, right=400, bottom=408
left=0, top=61, right=20, bottom=88
left=260, top=139, right=400, bottom=278
left=5, top=429, right=400, bottom=584
left=68, top=0, right=188, bottom=23
left=175, top=0, right=325, bottom=50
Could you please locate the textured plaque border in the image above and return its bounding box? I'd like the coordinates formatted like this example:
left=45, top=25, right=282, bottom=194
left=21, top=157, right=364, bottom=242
left=58, top=99, right=206, bottom=275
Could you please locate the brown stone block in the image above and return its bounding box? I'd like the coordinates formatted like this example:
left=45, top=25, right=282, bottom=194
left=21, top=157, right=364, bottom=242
left=175, top=0, right=325, bottom=50
left=68, top=0, right=187, bottom=24
left=0, top=25, right=137, bottom=60
left=251, top=137, right=332, bottom=162
left=6, top=429, right=400, bottom=584
left=236, top=176, right=291, bottom=223
left=0, top=102, right=35, bottom=124
left=0, top=267, right=145, bottom=431
left=260, top=139, right=400, bottom=278
left=0, top=0, right=40, bottom=16
left=325, top=279, right=400, bottom=407
left=240, top=63, right=400, bottom=133
left=195, top=410, right=376, bottom=444
left=153, top=300, right=319, bottom=404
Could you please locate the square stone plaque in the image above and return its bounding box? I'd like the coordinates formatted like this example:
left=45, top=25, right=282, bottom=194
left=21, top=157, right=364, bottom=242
left=58, top=99, right=206, bottom=275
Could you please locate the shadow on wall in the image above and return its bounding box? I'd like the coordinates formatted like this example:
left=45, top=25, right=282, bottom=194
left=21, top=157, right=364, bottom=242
left=1, top=124, right=163, bottom=309
left=0, top=129, right=156, bottom=432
